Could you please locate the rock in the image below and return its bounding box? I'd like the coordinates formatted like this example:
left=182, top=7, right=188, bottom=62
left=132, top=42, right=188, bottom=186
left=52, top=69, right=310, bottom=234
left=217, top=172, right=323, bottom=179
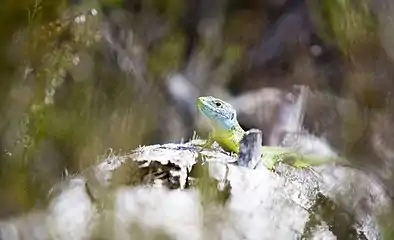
left=0, top=139, right=386, bottom=239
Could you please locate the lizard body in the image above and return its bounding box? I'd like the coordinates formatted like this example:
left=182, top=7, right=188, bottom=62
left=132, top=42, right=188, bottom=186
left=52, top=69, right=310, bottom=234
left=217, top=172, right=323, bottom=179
left=197, top=96, right=342, bottom=169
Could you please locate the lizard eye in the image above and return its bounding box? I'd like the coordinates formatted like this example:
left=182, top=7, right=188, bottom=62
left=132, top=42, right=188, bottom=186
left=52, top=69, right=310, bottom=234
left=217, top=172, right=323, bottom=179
left=230, top=113, right=235, bottom=120
left=214, top=101, right=222, bottom=107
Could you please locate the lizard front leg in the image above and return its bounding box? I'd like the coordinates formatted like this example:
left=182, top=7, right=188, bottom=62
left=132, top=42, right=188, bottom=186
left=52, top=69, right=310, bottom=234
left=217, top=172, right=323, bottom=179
left=192, top=132, right=215, bottom=150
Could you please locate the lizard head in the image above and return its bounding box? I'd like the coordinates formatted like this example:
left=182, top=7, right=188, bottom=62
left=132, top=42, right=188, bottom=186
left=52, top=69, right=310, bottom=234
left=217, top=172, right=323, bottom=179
left=197, top=96, right=238, bottom=130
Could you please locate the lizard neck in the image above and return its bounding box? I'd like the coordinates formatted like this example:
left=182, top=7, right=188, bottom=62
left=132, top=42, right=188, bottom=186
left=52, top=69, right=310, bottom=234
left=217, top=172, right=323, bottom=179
left=209, top=122, right=245, bottom=154
left=232, top=122, right=246, bottom=143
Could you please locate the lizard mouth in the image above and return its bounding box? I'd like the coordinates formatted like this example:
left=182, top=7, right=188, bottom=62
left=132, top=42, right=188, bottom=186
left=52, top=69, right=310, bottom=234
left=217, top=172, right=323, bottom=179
left=197, top=97, right=215, bottom=112
left=197, top=98, right=210, bottom=116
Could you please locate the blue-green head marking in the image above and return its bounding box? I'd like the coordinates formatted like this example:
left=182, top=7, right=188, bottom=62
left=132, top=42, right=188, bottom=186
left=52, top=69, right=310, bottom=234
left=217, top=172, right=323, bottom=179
left=197, top=96, right=238, bottom=130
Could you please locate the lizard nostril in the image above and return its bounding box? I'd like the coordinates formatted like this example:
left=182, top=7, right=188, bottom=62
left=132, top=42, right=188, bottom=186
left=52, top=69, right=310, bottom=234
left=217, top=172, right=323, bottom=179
left=215, top=102, right=222, bottom=107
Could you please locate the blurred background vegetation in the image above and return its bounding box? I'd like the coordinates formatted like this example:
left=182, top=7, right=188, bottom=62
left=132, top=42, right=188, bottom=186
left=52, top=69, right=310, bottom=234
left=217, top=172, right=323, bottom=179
left=1, top=0, right=394, bottom=236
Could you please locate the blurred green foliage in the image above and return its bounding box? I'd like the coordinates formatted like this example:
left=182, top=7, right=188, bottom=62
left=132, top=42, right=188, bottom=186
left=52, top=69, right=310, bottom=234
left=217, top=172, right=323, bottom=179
left=144, top=0, right=184, bottom=22
left=148, top=31, right=185, bottom=78
left=308, top=0, right=377, bottom=57
left=0, top=0, right=157, bottom=216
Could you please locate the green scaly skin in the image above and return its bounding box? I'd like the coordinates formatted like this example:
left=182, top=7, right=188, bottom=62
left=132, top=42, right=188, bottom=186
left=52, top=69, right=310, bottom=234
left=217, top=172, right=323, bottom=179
left=196, top=96, right=342, bottom=170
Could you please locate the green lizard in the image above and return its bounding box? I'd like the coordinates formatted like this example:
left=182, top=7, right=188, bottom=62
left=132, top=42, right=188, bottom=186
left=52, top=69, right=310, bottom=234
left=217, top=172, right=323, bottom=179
left=196, top=96, right=345, bottom=170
